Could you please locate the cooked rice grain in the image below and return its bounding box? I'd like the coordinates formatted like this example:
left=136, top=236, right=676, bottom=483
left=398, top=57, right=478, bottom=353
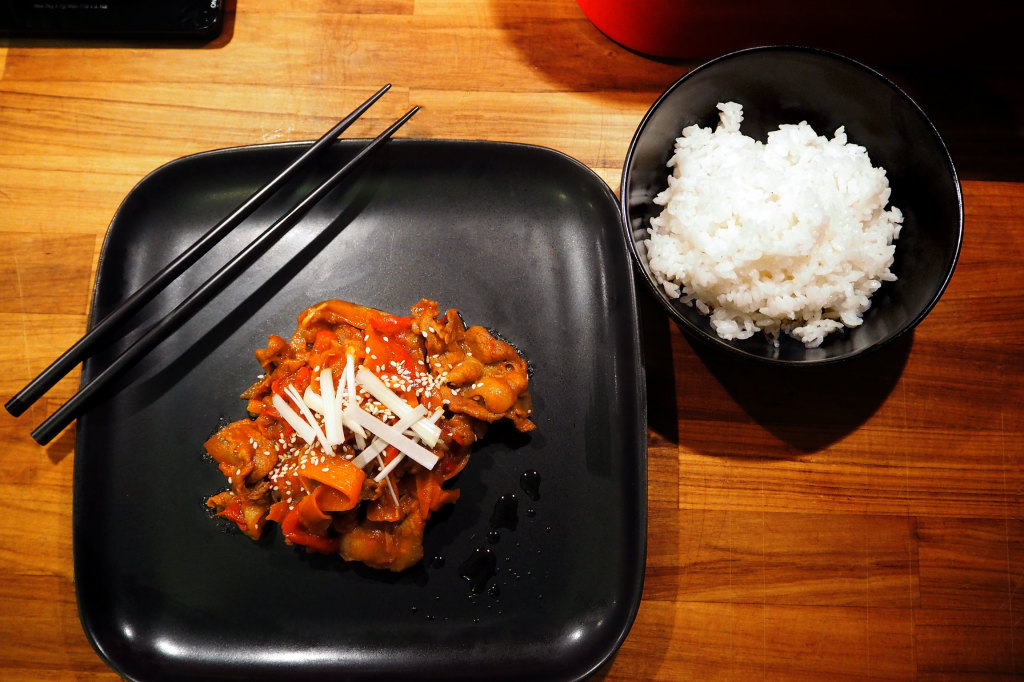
left=645, top=102, right=903, bottom=348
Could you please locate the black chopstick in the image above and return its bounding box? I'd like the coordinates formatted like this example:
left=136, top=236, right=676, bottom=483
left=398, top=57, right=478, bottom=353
left=5, top=84, right=393, bottom=419
left=29, top=105, right=419, bottom=446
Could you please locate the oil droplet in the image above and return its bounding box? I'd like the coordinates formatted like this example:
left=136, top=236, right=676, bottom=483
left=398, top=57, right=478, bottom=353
left=490, top=493, right=518, bottom=530
left=487, top=584, right=501, bottom=599
left=459, top=547, right=497, bottom=594
left=520, top=469, right=541, bottom=501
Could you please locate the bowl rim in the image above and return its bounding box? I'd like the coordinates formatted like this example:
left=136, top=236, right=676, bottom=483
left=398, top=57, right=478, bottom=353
left=619, top=44, right=965, bottom=366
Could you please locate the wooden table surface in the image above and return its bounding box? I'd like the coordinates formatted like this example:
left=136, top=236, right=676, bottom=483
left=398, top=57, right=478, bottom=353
left=2, top=2, right=1023, bottom=680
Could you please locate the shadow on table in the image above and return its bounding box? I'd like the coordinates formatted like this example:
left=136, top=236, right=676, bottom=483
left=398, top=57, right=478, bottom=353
left=884, top=67, right=1024, bottom=183
left=687, top=328, right=912, bottom=454
left=638, top=292, right=679, bottom=446
left=489, top=0, right=1024, bottom=183
left=634, top=278, right=912, bottom=455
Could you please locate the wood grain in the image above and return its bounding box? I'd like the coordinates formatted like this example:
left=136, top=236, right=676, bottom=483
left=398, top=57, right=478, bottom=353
left=2, top=1, right=1024, bottom=680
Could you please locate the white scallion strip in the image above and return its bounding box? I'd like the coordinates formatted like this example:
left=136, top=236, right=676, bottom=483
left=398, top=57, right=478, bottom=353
left=345, top=355, right=359, bottom=407
left=351, top=436, right=386, bottom=469
left=373, top=407, right=447, bottom=494
left=302, top=386, right=325, bottom=414
left=320, top=368, right=344, bottom=446
left=374, top=451, right=405, bottom=482
left=344, top=404, right=439, bottom=470
left=336, top=356, right=367, bottom=447
left=271, top=393, right=317, bottom=445
left=335, top=358, right=347, bottom=406
left=284, top=384, right=332, bottom=453
left=394, top=403, right=429, bottom=435
left=370, top=405, right=442, bottom=475
left=377, top=408, right=444, bottom=482
left=352, top=404, right=428, bottom=469
left=381, top=462, right=399, bottom=505
left=331, top=366, right=351, bottom=446
left=356, top=366, right=441, bottom=447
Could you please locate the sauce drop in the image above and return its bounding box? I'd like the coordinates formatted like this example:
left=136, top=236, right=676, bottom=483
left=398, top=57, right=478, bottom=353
left=459, top=547, right=497, bottom=594
left=520, top=469, right=541, bottom=501
left=490, top=493, right=519, bottom=530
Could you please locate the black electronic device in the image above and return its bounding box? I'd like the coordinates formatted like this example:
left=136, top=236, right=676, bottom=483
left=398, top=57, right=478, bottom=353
left=0, top=0, right=225, bottom=40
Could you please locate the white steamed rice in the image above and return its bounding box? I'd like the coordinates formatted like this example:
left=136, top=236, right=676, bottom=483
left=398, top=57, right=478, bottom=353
left=645, top=102, right=903, bottom=348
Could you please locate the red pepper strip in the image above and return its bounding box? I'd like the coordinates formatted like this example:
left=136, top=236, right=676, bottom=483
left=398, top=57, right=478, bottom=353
left=216, top=498, right=247, bottom=528
left=390, top=340, right=417, bottom=376
left=368, top=312, right=413, bottom=335
left=382, top=444, right=400, bottom=465
left=317, top=350, right=342, bottom=376
left=271, top=365, right=312, bottom=398
left=312, top=329, right=338, bottom=355
left=280, top=503, right=339, bottom=554
left=363, top=328, right=421, bottom=400
left=363, top=324, right=391, bottom=373
left=368, top=314, right=416, bottom=366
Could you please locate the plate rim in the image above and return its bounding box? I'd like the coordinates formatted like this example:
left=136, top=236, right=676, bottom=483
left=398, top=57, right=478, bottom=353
left=73, top=138, right=649, bottom=681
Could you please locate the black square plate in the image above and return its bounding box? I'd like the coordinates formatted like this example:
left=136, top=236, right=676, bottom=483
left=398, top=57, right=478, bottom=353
left=73, top=139, right=647, bottom=681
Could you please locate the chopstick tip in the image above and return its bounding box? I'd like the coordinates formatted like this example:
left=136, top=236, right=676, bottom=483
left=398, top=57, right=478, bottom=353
left=4, top=396, right=27, bottom=418
left=30, top=423, right=59, bottom=446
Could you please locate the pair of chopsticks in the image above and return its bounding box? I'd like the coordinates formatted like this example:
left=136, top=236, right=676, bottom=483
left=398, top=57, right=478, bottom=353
left=6, top=84, right=418, bottom=446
